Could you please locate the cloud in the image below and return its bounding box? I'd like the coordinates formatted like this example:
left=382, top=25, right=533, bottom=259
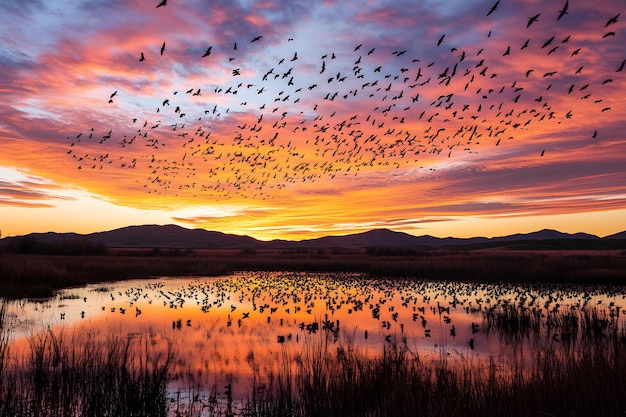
left=0, top=0, right=624, bottom=239
left=0, top=169, right=76, bottom=208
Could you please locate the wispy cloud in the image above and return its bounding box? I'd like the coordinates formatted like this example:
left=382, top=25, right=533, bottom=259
left=0, top=169, right=77, bottom=208
left=0, top=0, right=624, bottom=239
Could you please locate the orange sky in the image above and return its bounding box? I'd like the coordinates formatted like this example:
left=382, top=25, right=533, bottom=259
left=1, top=0, right=625, bottom=240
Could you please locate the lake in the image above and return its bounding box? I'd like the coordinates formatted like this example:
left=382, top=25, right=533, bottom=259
left=3, top=271, right=625, bottom=414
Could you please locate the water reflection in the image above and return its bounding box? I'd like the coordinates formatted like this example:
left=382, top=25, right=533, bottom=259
left=5, top=272, right=626, bottom=398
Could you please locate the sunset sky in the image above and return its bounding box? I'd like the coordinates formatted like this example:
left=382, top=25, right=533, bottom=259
left=1, top=0, right=625, bottom=241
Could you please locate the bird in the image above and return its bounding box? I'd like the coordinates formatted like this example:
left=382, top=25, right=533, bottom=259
left=527, top=14, right=540, bottom=28
left=202, top=46, right=212, bottom=58
left=617, top=60, right=626, bottom=72
left=251, top=35, right=263, bottom=42
left=487, top=1, right=500, bottom=16
left=541, top=36, right=555, bottom=49
left=160, top=42, right=166, bottom=56
left=139, top=52, right=145, bottom=62
left=437, top=34, right=445, bottom=46
left=605, top=13, right=620, bottom=27
left=521, top=38, right=530, bottom=49
left=156, top=0, right=167, bottom=7
left=557, top=1, right=569, bottom=21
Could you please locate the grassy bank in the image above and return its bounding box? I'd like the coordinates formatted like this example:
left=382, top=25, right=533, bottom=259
left=1, top=249, right=626, bottom=298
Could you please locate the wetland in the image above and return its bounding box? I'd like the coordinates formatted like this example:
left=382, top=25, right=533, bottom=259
left=1, top=262, right=626, bottom=416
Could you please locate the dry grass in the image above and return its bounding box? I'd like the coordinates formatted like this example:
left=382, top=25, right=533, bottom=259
left=2, top=248, right=625, bottom=299
left=0, top=308, right=174, bottom=416
left=1, top=293, right=626, bottom=416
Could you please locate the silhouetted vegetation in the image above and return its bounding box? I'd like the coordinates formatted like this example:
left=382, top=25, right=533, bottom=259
left=5, top=236, right=107, bottom=256
left=164, top=306, right=626, bottom=417
left=1, top=247, right=625, bottom=298
left=0, top=253, right=229, bottom=298
left=0, top=302, right=174, bottom=416
left=365, top=246, right=429, bottom=256
left=2, top=281, right=626, bottom=416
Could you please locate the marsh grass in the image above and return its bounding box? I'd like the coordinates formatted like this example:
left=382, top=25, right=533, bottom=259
left=243, top=325, right=626, bottom=417
left=0, top=306, right=174, bottom=417
left=1, top=296, right=626, bottom=416
left=2, top=249, right=626, bottom=299
left=0, top=253, right=230, bottom=298
left=166, top=304, right=626, bottom=417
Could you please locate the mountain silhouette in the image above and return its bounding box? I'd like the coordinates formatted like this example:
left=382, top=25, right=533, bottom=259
left=1, top=224, right=625, bottom=251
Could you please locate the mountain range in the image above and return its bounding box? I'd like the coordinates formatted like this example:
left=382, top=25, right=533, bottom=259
left=2, top=224, right=626, bottom=251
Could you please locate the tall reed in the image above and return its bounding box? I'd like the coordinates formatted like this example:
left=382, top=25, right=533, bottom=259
left=0, top=311, right=175, bottom=417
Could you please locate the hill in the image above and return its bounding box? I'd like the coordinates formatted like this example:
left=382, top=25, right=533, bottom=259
left=1, top=224, right=625, bottom=252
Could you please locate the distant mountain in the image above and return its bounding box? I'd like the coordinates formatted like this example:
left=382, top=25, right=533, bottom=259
left=605, top=231, right=626, bottom=240
left=490, top=229, right=600, bottom=242
left=0, top=224, right=261, bottom=250
left=267, top=229, right=453, bottom=249
left=1, top=224, right=625, bottom=251
left=87, top=224, right=260, bottom=249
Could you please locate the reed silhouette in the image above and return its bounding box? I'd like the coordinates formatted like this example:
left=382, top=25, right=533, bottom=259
left=0, top=305, right=174, bottom=416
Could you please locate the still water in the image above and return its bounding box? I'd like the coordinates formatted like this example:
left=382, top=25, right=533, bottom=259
left=4, top=271, right=625, bottom=398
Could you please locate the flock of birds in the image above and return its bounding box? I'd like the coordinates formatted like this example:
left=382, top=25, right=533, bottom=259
left=65, top=1, right=624, bottom=199
left=54, top=272, right=625, bottom=357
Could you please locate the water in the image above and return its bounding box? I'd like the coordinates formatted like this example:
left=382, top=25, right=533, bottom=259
left=4, top=271, right=626, bottom=400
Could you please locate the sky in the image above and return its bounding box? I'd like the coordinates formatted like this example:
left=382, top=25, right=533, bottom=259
left=0, top=0, right=625, bottom=241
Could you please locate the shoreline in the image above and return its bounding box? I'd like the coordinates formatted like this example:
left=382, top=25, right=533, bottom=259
left=2, top=248, right=626, bottom=299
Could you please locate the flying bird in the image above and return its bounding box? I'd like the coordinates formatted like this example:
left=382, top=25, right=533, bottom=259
left=139, top=52, right=145, bottom=62
left=251, top=35, right=263, bottom=42
left=527, top=14, right=540, bottom=28
left=541, top=36, right=555, bottom=48
left=521, top=38, right=530, bottom=49
left=557, top=1, right=569, bottom=21
left=605, top=13, right=620, bottom=27
left=437, top=34, right=445, bottom=46
left=156, top=0, right=167, bottom=7
left=160, top=42, right=166, bottom=56
left=617, top=59, right=626, bottom=72
left=487, top=1, right=500, bottom=16
left=202, top=46, right=212, bottom=58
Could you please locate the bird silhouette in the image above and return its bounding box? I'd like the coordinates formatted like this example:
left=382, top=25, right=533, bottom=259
left=557, top=1, right=569, bottom=21
left=527, top=14, right=540, bottom=28
left=487, top=1, right=500, bottom=16
left=605, top=13, right=620, bottom=27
